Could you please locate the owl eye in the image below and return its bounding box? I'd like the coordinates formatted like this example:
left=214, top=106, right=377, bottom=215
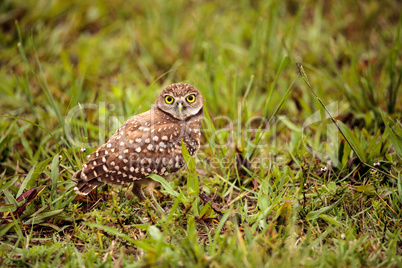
left=186, top=94, right=196, bottom=103
left=165, top=95, right=174, bottom=104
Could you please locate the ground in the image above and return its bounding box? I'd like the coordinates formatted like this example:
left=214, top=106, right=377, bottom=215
left=0, top=0, right=401, bottom=266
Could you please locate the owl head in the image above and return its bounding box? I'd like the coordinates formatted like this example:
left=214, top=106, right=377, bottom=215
left=155, top=83, right=204, bottom=120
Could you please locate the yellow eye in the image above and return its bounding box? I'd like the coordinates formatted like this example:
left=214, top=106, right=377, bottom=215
left=186, top=94, right=196, bottom=103
left=165, top=95, right=174, bottom=104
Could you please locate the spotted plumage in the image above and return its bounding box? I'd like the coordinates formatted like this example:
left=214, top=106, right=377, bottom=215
left=72, top=83, right=204, bottom=210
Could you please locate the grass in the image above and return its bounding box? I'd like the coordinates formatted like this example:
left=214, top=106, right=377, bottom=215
left=0, top=0, right=401, bottom=266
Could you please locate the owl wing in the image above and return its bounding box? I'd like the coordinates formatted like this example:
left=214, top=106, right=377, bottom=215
left=73, top=110, right=193, bottom=194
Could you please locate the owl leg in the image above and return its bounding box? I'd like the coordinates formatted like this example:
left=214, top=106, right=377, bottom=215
left=144, top=180, right=165, bottom=214
left=132, top=180, right=164, bottom=214
left=131, top=181, right=146, bottom=201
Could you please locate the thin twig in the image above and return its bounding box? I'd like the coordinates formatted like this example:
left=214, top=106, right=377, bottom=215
left=296, top=61, right=396, bottom=179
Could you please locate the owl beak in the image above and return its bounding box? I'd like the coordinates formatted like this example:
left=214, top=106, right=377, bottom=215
left=178, top=102, right=183, bottom=116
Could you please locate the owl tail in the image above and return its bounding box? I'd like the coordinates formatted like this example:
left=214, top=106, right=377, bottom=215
left=72, top=169, right=102, bottom=195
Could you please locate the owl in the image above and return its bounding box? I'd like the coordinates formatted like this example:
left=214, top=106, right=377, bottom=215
left=72, top=83, right=204, bottom=211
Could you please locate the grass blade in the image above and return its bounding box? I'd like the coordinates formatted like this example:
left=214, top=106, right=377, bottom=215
left=306, top=195, right=345, bottom=220
left=16, top=163, right=37, bottom=198
left=337, top=121, right=366, bottom=162
left=86, top=223, right=137, bottom=244
left=51, top=155, right=59, bottom=199
left=148, top=174, right=180, bottom=197
left=182, top=140, right=199, bottom=215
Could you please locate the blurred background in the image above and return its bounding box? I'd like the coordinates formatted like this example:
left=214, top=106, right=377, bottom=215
left=0, top=0, right=400, bottom=172
left=1, top=0, right=400, bottom=166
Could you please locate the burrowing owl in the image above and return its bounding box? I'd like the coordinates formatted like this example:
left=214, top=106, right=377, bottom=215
left=72, top=83, right=203, bottom=211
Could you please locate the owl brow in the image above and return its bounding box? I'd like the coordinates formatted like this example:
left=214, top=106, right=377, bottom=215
left=185, top=92, right=197, bottom=97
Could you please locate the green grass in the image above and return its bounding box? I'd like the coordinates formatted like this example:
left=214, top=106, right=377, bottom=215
left=0, top=0, right=401, bottom=266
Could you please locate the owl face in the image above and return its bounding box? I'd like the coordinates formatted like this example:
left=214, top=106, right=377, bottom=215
left=155, top=83, right=203, bottom=120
